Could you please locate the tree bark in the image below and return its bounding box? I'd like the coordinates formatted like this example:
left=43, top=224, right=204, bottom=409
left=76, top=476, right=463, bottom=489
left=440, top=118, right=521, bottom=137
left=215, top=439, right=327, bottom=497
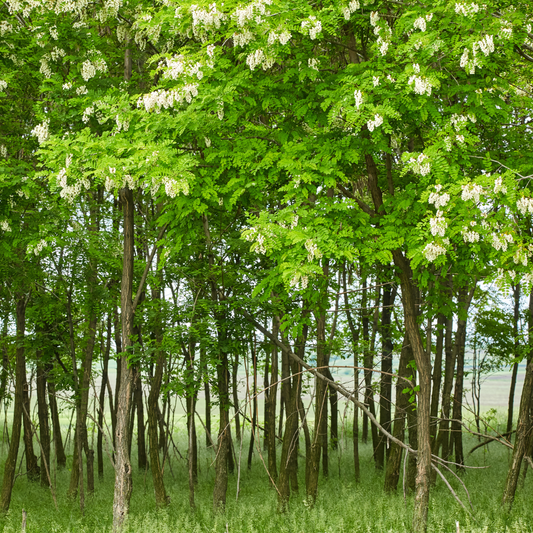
left=36, top=352, right=51, bottom=487
left=266, top=316, right=279, bottom=482
left=47, top=365, right=67, bottom=470
left=112, top=186, right=135, bottom=531
left=384, top=334, right=413, bottom=492
left=0, top=294, right=26, bottom=511
left=507, top=283, right=521, bottom=435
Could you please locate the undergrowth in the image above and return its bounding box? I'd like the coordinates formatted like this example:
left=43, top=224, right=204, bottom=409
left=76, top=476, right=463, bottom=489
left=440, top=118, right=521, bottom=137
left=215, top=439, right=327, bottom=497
left=0, top=415, right=531, bottom=533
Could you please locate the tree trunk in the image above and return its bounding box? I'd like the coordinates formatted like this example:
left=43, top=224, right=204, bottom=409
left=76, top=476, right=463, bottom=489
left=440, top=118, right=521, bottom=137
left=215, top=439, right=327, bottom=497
left=392, top=250, right=432, bottom=533
left=376, top=282, right=395, bottom=470
left=201, top=347, right=212, bottom=448
left=36, top=353, right=51, bottom=487
left=22, top=369, right=40, bottom=482
left=384, top=334, right=413, bottom=492
left=430, top=314, right=445, bottom=449
left=507, top=283, right=521, bottom=435
left=436, top=312, right=455, bottom=460
left=278, top=322, right=307, bottom=510
left=0, top=294, right=26, bottom=511
left=502, top=288, right=533, bottom=510
left=112, top=186, right=135, bottom=531
left=98, top=316, right=112, bottom=480
left=47, top=365, right=67, bottom=470
left=266, top=316, right=279, bottom=482
left=307, top=311, right=328, bottom=503
left=232, top=352, right=241, bottom=442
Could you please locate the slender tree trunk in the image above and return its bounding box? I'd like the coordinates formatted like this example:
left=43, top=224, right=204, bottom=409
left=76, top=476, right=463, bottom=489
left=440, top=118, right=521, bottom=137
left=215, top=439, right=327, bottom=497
left=376, top=282, right=395, bottom=470
left=232, top=352, right=241, bottom=442
left=502, top=288, right=533, bottom=510
left=36, top=352, right=51, bottom=487
left=406, top=367, right=418, bottom=493
left=384, top=334, right=412, bottom=492
left=98, top=316, right=112, bottom=480
left=507, top=284, right=521, bottom=435
left=247, top=338, right=258, bottom=470
left=430, top=314, right=445, bottom=450
left=112, top=186, right=135, bottom=531
left=435, top=296, right=455, bottom=460
left=201, top=347, right=212, bottom=448
left=307, top=311, right=328, bottom=503
left=392, top=250, right=432, bottom=533
left=148, top=274, right=169, bottom=508
left=134, top=366, right=147, bottom=471
left=266, top=316, right=279, bottom=482
left=47, top=365, right=66, bottom=470
left=0, top=294, right=26, bottom=511
left=278, top=322, right=308, bottom=509
left=22, top=369, right=40, bottom=482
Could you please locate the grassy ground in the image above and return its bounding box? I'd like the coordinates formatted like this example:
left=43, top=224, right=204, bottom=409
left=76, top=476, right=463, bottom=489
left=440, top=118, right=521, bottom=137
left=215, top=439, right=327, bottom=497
left=0, top=411, right=532, bottom=533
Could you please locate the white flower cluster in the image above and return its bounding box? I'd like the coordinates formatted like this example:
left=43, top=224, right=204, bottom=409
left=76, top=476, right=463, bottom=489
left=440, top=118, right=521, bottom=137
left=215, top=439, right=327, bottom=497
left=370, top=11, right=380, bottom=26
left=373, top=76, right=380, bottom=86
left=164, top=56, right=204, bottom=81
left=0, top=80, right=7, bottom=91
left=491, top=232, right=513, bottom=252
left=268, top=30, right=291, bottom=45
left=428, top=186, right=450, bottom=208
left=499, top=21, right=512, bottom=39
left=308, top=58, right=319, bottom=70
left=413, top=13, right=432, bottom=31
left=159, top=177, right=189, bottom=198
left=342, top=0, right=360, bottom=20
left=367, top=113, right=383, bottom=132
left=233, top=29, right=255, bottom=47
left=40, top=58, right=52, bottom=78
left=191, top=3, right=227, bottom=41
left=117, top=25, right=129, bottom=43
left=115, top=115, right=129, bottom=132
left=62, top=82, right=72, bottom=90
left=455, top=2, right=480, bottom=16
left=82, top=106, right=94, bottom=123
left=478, top=35, right=494, bottom=56
left=0, top=220, right=11, bottom=232
left=81, top=58, right=107, bottom=81
left=57, top=167, right=89, bottom=203
left=461, top=183, right=483, bottom=203
left=96, top=0, right=122, bottom=22
left=450, top=114, right=469, bottom=131
left=233, top=0, right=271, bottom=27
left=290, top=273, right=309, bottom=290
left=138, top=84, right=199, bottom=112
left=354, top=89, right=363, bottom=109
left=408, top=75, right=433, bottom=96
left=517, top=197, right=533, bottom=215
left=513, top=249, right=528, bottom=266
left=424, top=242, right=447, bottom=262
left=408, top=153, right=431, bottom=176
left=30, top=239, right=48, bottom=256
left=462, top=228, right=480, bottom=242
left=31, top=120, right=49, bottom=144
left=460, top=44, right=481, bottom=74
left=430, top=211, right=447, bottom=237
left=0, top=21, right=13, bottom=36
left=494, top=176, right=507, bottom=194
left=50, top=47, right=66, bottom=61
left=0, top=145, right=6, bottom=158
left=246, top=49, right=274, bottom=71
left=76, top=85, right=88, bottom=95
left=301, top=16, right=322, bottom=40
left=305, top=239, right=322, bottom=262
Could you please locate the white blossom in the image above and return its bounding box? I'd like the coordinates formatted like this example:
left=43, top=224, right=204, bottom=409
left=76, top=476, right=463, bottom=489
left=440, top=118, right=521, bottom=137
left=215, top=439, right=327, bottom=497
left=462, top=229, right=480, bottom=243
left=233, top=29, right=255, bottom=47
left=408, top=153, right=431, bottom=176
left=0, top=145, right=6, bottom=158
left=413, top=17, right=426, bottom=32
left=408, top=75, right=432, bottom=96
left=354, top=89, right=363, bottom=108
left=424, top=242, right=447, bottom=262
left=478, top=35, right=494, bottom=56
left=0, top=80, right=7, bottom=91
left=191, top=3, right=227, bottom=41
left=342, top=1, right=360, bottom=20
left=517, top=197, right=533, bottom=215
left=301, top=16, right=322, bottom=40
left=491, top=232, right=513, bottom=252
left=367, top=113, right=383, bottom=132
left=76, top=85, right=88, bottom=95
left=308, top=58, right=319, bottom=70
left=514, top=249, right=528, bottom=266
left=461, top=183, right=483, bottom=203
left=494, top=176, right=507, bottom=194
left=370, top=11, right=380, bottom=26
left=428, top=190, right=450, bottom=208
left=0, top=220, right=11, bottom=232
left=430, top=211, right=447, bottom=237
left=455, top=2, right=480, bottom=16
left=377, top=37, right=389, bottom=56
left=207, top=44, right=215, bottom=57
left=31, top=120, right=49, bottom=144
left=305, top=239, right=322, bottom=261
left=373, top=76, right=380, bottom=86
left=162, top=177, right=189, bottom=198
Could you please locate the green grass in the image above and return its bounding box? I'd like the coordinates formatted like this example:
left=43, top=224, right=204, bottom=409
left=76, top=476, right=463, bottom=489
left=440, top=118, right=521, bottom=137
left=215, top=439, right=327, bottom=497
left=0, top=415, right=532, bottom=533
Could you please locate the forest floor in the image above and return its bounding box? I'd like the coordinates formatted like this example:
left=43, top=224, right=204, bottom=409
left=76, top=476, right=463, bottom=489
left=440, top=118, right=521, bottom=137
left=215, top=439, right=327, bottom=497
left=0, top=411, right=531, bottom=533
